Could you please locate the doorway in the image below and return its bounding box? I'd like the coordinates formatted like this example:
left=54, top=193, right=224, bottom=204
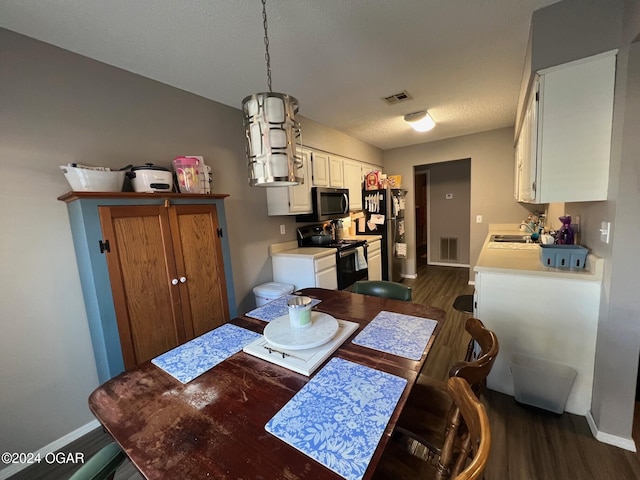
left=414, top=171, right=429, bottom=264
left=413, top=159, right=471, bottom=268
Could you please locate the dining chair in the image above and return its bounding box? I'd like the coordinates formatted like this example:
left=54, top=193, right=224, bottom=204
left=395, top=317, right=498, bottom=458
left=373, top=376, right=492, bottom=480
left=68, top=441, right=126, bottom=480
left=352, top=280, right=412, bottom=302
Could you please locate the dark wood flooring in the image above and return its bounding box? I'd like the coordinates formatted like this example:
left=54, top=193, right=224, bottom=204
left=10, top=264, right=640, bottom=479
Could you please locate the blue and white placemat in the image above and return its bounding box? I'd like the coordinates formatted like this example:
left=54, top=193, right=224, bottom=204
left=265, top=357, right=407, bottom=480
left=151, top=323, right=261, bottom=383
left=352, top=310, right=438, bottom=360
left=245, top=295, right=321, bottom=322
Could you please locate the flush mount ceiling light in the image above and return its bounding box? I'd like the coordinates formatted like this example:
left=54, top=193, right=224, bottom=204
left=242, top=0, right=303, bottom=187
left=404, top=111, right=436, bottom=132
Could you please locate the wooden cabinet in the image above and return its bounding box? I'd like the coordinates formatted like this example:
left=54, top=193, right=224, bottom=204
left=367, top=239, right=382, bottom=281
left=266, top=148, right=313, bottom=215
left=342, top=158, right=363, bottom=211
left=310, top=150, right=329, bottom=187
left=515, top=51, right=616, bottom=203
left=99, top=203, right=230, bottom=370
left=59, top=192, right=236, bottom=382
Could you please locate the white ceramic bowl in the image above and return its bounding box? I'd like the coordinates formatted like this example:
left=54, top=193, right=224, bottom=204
left=60, top=166, right=125, bottom=192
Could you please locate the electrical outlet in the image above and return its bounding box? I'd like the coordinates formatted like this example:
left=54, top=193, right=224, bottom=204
left=280, top=224, right=286, bottom=235
left=476, top=215, right=482, bottom=223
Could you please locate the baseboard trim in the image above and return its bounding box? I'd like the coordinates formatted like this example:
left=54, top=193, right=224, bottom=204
left=0, top=419, right=100, bottom=480
left=401, top=273, right=417, bottom=280
left=428, top=261, right=471, bottom=268
left=586, top=410, right=637, bottom=452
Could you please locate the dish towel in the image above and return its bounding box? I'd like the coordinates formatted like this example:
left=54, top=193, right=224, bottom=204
left=355, top=246, right=368, bottom=271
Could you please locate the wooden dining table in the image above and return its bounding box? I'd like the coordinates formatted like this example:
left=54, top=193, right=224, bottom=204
left=88, top=287, right=446, bottom=480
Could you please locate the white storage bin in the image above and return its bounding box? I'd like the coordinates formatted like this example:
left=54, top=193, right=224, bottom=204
left=60, top=165, right=125, bottom=192
left=511, top=353, right=577, bottom=414
left=253, top=282, right=295, bottom=307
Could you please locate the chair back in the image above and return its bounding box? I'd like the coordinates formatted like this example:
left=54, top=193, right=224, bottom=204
left=68, top=442, right=126, bottom=480
left=439, top=377, right=491, bottom=480
left=352, top=280, right=412, bottom=302
left=451, top=317, right=499, bottom=398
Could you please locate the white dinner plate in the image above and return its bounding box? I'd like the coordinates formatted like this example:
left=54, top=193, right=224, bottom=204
left=263, top=312, right=340, bottom=350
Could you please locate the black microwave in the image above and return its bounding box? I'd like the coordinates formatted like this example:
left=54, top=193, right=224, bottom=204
left=296, top=187, right=350, bottom=222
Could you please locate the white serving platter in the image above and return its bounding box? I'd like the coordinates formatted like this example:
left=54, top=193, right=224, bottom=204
left=263, top=312, right=340, bottom=350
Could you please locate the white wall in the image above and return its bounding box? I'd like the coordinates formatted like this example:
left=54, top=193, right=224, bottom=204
left=383, top=128, right=533, bottom=281
left=0, top=27, right=381, bottom=465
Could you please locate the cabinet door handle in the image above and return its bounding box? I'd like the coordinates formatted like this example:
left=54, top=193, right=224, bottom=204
left=179, top=277, right=187, bottom=283
left=171, top=278, right=179, bottom=285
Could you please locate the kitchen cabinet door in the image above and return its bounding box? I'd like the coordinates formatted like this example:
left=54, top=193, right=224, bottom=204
left=311, top=150, right=329, bottom=187
left=266, top=148, right=313, bottom=215
left=515, top=51, right=616, bottom=203
left=367, top=240, right=382, bottom=281
left=329, top=156, right=344, bottom=187
left=342, top=159, right=363, bottom=211
left=99, top=203, right=229, bottom=369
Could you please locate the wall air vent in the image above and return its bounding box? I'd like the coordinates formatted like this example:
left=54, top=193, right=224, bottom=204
left=382, top=90, right=413, bottom=105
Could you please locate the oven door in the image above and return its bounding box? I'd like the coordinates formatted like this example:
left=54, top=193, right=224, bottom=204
left=336, top=246, right=368, bottom=290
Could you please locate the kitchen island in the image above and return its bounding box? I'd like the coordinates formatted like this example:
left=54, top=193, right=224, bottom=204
left=474, top=224, right=603, bottom=415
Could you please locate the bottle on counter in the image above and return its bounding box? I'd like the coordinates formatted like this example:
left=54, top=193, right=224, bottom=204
left=557, top=215, right=575, bottom=244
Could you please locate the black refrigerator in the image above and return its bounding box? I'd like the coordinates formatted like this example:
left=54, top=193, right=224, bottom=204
left=358, top=188, right=406, bottom=282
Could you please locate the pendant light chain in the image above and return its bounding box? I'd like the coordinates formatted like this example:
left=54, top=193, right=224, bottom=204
left=262, top=0, right=272, bottom=93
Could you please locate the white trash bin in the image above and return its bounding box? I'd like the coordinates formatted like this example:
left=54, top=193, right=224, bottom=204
left=511, top=353, right=577, bottom=414
left=253, top=282, right=295, bottom=307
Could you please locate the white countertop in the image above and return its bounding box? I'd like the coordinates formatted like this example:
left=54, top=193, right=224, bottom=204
left=272, top=247, right=336, bottom=259
left=474, top=224, right=603, bottom=281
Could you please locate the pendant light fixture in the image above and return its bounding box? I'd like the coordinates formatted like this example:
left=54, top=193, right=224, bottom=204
left=404, top=111, right=436, bottom=132
left=242, top=0, right=303, bottom=187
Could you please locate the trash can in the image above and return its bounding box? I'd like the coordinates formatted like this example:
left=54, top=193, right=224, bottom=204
left=510, top=353, right=577, bottom=414
left=253, top=282, right=295, bottom=307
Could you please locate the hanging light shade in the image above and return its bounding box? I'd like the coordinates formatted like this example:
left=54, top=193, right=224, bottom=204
left=242, top=0, right=303, bottom=187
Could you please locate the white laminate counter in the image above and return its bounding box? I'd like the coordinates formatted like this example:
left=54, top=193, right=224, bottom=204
left=474, top=225, right=603, bottom=281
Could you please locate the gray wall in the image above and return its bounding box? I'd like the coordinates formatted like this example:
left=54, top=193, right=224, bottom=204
left=420, top=159, right=471, bottom=265
left=564, top=0, right=640, bottom=446
left=383, top=128, right=533, bottom=280
left=0, top=28, right=381, bottom=460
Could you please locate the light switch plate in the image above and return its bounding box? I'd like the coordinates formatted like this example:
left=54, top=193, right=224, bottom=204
left=600, top=221, right=610, bottom=243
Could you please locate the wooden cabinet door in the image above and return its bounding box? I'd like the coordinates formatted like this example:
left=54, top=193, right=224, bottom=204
left=342, top=159, right=363, bottom=211
left=311, top=150, right=329, bottom=186
left=169, top=204, right=229, bottom=337
left=99, top=205, right=185, bottom=369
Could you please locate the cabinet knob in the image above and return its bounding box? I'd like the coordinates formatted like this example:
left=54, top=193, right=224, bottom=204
left=171, top=278, right=179, bottom=285
left=179, top=277, right=187, bottom=283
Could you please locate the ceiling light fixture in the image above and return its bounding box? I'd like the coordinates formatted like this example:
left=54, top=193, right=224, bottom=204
left=242, top=0, right=302, bottom=187
left=404, top=111, right=436, bottom=132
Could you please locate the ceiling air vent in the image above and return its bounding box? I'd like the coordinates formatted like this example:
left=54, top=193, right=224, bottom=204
left=383, top=90, right=413, bottom=105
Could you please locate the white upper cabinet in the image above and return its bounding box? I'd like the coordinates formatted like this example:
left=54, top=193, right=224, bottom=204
left=515, top=51, right=616, bottom=203
left=266, top=147, right=313, bottom=215
left=310, top=150, right=329, bottom=187
left=342, top=158, right=363, bottom=211
left=329, top=155, right=344, bottom=187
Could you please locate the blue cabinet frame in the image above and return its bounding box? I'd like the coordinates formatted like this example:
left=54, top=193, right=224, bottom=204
left=59, top=192, right=237, bottom=383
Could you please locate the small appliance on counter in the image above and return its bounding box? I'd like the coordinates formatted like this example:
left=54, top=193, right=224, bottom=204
left=127, top=163, right=173, bottom=193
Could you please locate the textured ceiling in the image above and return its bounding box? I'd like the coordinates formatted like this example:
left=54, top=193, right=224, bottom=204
left=0, top=0, right=559, bottom=150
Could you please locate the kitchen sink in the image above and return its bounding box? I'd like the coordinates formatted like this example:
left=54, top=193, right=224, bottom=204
left=490, top=234, right=534, bottom=243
